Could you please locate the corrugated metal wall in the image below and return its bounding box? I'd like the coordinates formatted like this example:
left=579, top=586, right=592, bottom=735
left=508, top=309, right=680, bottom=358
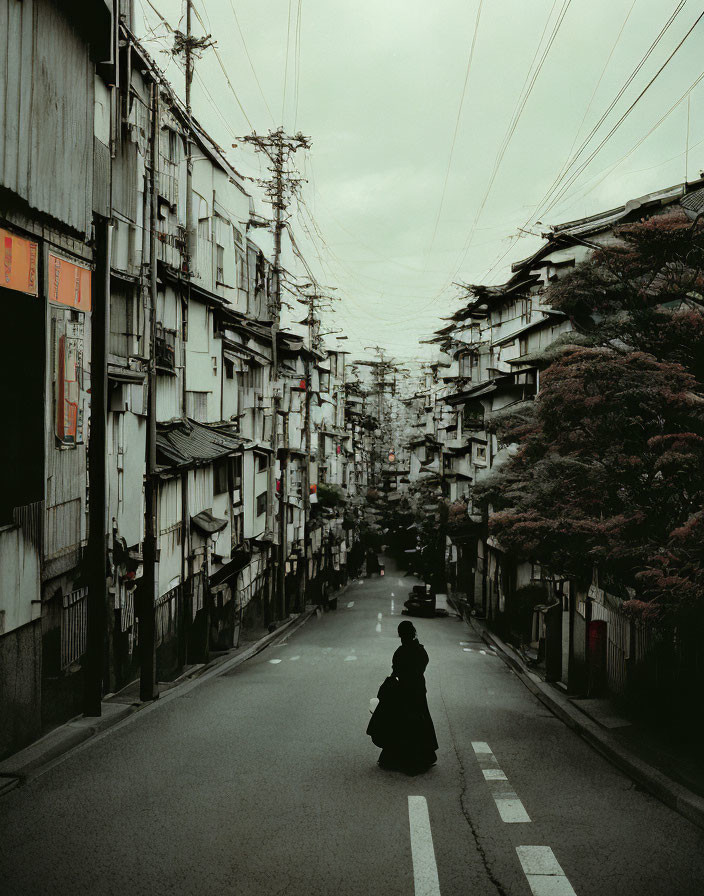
left=0, top=0, right=94, bottom=234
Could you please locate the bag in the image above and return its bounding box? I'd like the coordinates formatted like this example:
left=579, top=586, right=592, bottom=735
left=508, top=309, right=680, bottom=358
left=377, top=674, right=399, bottom=703
left=367, top=675, right=401, bottom=747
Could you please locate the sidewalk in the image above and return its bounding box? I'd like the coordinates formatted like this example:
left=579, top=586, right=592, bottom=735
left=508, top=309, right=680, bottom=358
left=0, top=607, right=316, bottom=796
left=464, top=613, right=704, bottom=833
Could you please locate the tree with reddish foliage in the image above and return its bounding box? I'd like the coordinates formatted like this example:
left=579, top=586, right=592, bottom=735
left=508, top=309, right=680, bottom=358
left=478, top=211, right=704, bottom=621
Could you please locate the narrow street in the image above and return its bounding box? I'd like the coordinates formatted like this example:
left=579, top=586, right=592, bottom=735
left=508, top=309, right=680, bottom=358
left=1, top=561, right=702, bottom=896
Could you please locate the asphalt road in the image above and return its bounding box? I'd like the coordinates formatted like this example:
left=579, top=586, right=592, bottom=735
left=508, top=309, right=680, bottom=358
left=1, top=562, right=703, bottom=896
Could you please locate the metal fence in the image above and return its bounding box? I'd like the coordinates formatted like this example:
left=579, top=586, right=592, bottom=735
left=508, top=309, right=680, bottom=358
left=590, top=592, right=701, bottom=703
left=155, top=584, right=180, bottom=647
left=61, top=587, right=88, bottom=669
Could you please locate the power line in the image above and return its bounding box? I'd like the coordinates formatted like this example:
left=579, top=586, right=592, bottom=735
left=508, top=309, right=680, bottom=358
left=539, top=0, right=638, bottom=219
left=532, top=0, right=688, bottom=220
left=293, top=0, right=304, bottom=129
left=543, top=8, right=704, bottom=217
left=427, top=0, right=484, bottom=252
left=282, top=0, right=293, bottom=123
left=480, top=4, right=697, bottom=282
left=425, top=0, right=573, bottom=311
left=190, top=0, right=254, bottom=129
left=225, top=0, right=275, bottom=124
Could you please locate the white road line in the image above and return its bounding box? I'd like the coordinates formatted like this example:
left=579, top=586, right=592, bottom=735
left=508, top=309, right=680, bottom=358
left=391, top=592, right=395, bottom=597
left=495, top=799, right=531, bottom=823
left=517, top=847, right=577, bottom=896
left=347, top=601, right=355, bottom=608
left=377, top=613, right=383, bottom=620
left=290, top=656, right=300, bottom=661
left=268, top=659, right=281, bottom=665
left=408, top=796, right=441, bottom=896
left=463, top=648, right=474, bottom=652
left=344, top=655, right=357, bottom=661
left=472, top=742, right=531, bottom=823
left=479, top=649, right=487, bottom=655
left=375, top=623, right=382, bottom=633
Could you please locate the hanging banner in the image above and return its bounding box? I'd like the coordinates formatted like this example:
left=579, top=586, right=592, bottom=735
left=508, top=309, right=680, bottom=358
left=47, top=251, right=91, bottom=311
left=2, top=228, right=39, bottom=295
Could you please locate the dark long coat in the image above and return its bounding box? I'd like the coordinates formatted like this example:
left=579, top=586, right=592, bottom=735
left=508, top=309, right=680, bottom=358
left=367, top=639, right=438, bottom=770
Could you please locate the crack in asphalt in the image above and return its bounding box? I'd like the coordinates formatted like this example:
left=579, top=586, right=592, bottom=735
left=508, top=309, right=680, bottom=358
left=440, top=688, right=509, bottom=896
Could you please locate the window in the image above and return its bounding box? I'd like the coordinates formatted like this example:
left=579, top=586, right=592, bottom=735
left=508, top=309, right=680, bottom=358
left=475, top=444, right=487, bottom=464
left=216, top=244, right=225, bottom=284
left=225, top=358, right=234, bottom=379
left=256, top=453, right=268, bottom=472
left=231, top=512, right=244, bottom=550
left=459, top=352, right=477, bottom=379
left=214, top=458, right=229, bottom=495
left=155, top=323, right=176, bottom=372
left=519, top=335, right=528, bottom=356
left=110, top=285, right=134, bottom=358
left=256, top=491, right=267, bottom=517
left=232, top=456, right=242, bottom=491
left=320, top=371, right=330, bottom=393
left=186, top=390, right=208, bottom=422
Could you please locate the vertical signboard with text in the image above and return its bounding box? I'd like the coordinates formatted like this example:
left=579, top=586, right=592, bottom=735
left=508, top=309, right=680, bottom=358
left=47, top=251, right=91, bottom=446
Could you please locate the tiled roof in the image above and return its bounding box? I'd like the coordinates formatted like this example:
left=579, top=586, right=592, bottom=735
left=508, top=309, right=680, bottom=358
left=156, top=418, right=244, bottom=470
left=680, top=187, right=704, bottom=218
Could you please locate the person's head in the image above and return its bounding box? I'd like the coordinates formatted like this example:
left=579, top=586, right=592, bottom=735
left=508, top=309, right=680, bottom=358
left=398, top=621, right=416, bottom=643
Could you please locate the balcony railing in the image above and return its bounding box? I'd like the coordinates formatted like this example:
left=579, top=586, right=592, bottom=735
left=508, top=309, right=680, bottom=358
left=61, top=588, right=88, bottom=669
left=155, top=323, right=177, bottom=372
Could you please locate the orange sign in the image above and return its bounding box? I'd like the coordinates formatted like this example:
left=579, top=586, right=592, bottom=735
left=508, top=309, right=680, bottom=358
left=1, top=228, right=38, bottom=295
left=48, top=252, right=91, bottom=311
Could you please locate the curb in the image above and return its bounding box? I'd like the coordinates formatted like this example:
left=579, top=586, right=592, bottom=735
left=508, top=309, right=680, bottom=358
left=468, top=615, right=704, bottom=833
left=0, top=607, right=316, bottom=790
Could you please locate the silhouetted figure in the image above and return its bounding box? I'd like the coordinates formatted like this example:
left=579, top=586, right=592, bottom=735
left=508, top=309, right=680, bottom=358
left=366, top=548, right=379, bottom=577
left=367, top=620, right=438, bottom=774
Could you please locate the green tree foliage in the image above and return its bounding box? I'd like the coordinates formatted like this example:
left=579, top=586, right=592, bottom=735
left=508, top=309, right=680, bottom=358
left=478, top=210, right=704, bottom=620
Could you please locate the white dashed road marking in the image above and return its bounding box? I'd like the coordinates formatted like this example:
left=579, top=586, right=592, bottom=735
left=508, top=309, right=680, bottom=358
left=344, top=655, right=357, bottom=662
left=268, top=659, right=281, bottom=665
left=472, top=742, right=531, bottom=823
left=347, top=601, right=355, bottom=608
left=517, top=846, right=577, bottom=896
left=375, top=624, right=382, bottom=633
left=290, top=656, right=300, bottom=661
left=378, top=613, right=383, bottom=621
left=408, top=796, right=441, bottom=896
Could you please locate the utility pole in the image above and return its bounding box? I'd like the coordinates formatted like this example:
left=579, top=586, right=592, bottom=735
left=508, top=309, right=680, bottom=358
left=171, top=0, right=213, bottom=651
left=236, top=129, right=310, bottom=619
left=301, top=289, right=315, bottom=610
left=139, top=80, right=160, bottom=703
left=236, top=129, right=311, bottom=371
left=85, top=217, right=111, bottom=716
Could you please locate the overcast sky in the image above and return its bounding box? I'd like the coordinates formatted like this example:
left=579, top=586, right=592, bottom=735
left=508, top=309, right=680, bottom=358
left=137, top=0, right=704, bottom=366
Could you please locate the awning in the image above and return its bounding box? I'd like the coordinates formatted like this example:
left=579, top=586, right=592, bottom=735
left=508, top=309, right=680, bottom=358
left=191, top=510, right=228, bottom=536
left=108, top=365, right=146, bottom=384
